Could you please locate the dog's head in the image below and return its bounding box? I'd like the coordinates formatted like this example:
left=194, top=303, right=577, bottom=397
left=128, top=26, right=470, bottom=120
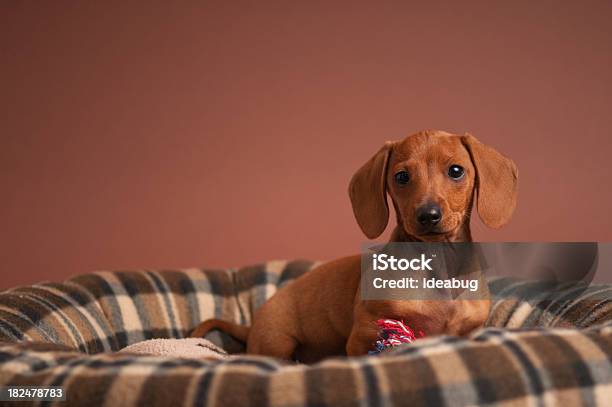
left=349, top=130, right=518, bottom=241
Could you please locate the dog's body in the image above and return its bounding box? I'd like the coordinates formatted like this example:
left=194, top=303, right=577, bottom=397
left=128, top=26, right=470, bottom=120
left=192, top=130, right=518, bottom=362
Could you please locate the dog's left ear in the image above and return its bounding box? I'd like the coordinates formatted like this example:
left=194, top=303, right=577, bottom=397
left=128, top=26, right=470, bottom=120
left=461, top=134, right=518, bottom=229
left=349, top=141, right=395, bottom=239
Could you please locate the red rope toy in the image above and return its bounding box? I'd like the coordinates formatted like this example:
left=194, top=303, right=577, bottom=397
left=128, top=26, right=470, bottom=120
left=369, top=319, right=425, bottom=354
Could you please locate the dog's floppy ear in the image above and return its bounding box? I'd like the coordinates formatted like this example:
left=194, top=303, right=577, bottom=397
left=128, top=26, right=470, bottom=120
left=349, top=141, right=394, bottom=239
left=461, top=134, right=518, bottom=229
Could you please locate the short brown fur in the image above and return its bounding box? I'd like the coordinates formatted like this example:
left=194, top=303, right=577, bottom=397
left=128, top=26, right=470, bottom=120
left=191, top=130, right=518, bottom=362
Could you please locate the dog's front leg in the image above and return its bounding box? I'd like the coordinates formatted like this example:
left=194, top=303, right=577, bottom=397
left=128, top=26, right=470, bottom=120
left=346, top=305, right=379, bottom=356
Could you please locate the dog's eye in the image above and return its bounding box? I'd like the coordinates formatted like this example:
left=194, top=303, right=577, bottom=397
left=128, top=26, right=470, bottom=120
left=394, top=171, right=410, bottom=185
left=448, top=165, right=464, bottom=180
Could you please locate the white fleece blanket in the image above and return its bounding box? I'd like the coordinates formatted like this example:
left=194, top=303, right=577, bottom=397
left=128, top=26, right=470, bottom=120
left=120, top=338, right=230, bottom=360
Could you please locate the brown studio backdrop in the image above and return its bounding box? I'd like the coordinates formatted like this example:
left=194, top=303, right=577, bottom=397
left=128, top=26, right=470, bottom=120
left=2, top=1, right=612, bottom=289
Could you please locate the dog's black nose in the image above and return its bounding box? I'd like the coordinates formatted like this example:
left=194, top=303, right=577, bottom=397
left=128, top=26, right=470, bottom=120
left=417, top=204, right=442, bottom=226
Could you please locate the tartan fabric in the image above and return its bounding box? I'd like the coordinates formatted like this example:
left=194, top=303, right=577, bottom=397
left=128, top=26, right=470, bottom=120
left=0, top=266, right=244, bottom=353
left=0, top=260, right=611, bottom=406
left=487, top=277, right=612, bottom=329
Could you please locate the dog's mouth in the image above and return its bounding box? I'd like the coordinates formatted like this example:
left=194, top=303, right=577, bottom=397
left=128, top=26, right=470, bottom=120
left=413, top=227, right=456, bottom=241
left=416, top=226, right=450, bottom=236
left=417, top=231, right=450, bottom=242
left=412, top=219, right=461, bottom=240
left=419, top=230, right=446, bottom=236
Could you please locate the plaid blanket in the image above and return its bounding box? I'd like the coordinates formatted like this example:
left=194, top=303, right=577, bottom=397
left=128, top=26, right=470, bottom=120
left=1, top=260, right=611, bottom=406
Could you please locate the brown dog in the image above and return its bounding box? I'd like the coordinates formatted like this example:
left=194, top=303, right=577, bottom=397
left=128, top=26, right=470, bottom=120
left=191, top=130, right=518, bottom=362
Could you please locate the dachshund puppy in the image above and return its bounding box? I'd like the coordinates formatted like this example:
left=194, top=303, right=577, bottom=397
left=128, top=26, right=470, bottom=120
left=191, top=130, right=518, bottom=362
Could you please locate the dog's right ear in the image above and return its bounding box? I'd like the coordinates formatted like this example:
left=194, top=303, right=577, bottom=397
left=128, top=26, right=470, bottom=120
left=349, top=142, right=394, bottom=239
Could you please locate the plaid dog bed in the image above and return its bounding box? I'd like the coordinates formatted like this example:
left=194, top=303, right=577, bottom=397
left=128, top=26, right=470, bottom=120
left=0, top=260, right=611, bottom=406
